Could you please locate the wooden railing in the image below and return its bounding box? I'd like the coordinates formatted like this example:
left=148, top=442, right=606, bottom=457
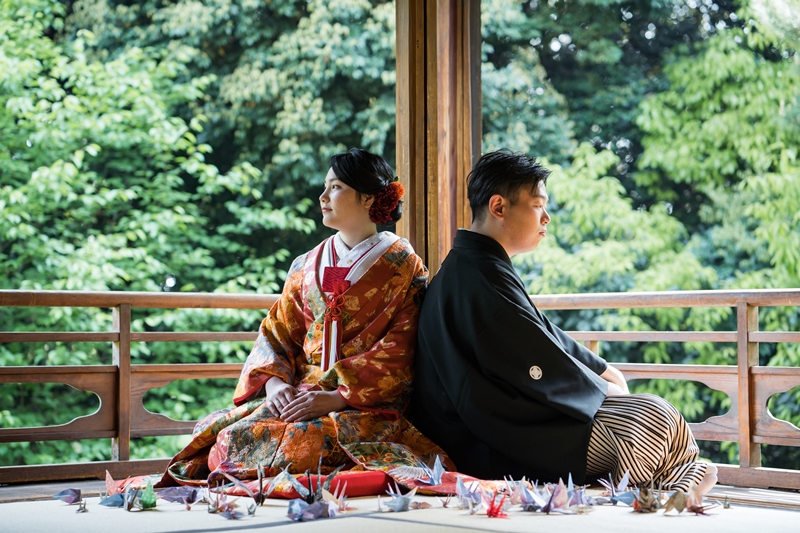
left=2, top=289, right=800, bottom=490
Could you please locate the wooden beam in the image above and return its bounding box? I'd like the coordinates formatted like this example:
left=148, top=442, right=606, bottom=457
left=0, top=366, right=117, bottom=443
left=0, top=332, right=119, bottom=343
left=530, top=289, right=800, bottom=310
left=395, top=0, right=481, bottom=271
left=0, top=459, right=169, bottom=485
left=131, top=332, right=257, bottom=342
left=396, top=0, right=427, bottom=254
left=565, top=331, right=737, bottom=342
left=717, top=464, right=800, bottom=491
left=457, top=0, right=481, bottom=230
left=0, top=290, right=278, bottom=309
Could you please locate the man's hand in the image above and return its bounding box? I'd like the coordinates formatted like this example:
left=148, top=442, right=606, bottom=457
left=606, top=382, right=628, bottom=397
left=265, top=376, right=298, bottom=416
left=600, top=365, right=629, bottom=395
left=280, top=390, right=348, bottom=423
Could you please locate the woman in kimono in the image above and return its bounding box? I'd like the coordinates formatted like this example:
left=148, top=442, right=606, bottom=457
left=160, top=148, right=449, bottom=486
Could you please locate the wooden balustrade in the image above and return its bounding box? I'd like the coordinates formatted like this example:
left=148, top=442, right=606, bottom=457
left=2, top=289, right=800, bottom=489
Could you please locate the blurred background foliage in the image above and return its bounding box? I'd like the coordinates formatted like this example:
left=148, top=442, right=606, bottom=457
left=1, top=0, right=798, bottom=469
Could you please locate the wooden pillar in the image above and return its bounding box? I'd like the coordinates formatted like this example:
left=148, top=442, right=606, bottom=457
left=112, top=304, right=131, bottom=461
left=396, top=0, right=481, bottom=273
left=737, top=302, right=761, bottom=468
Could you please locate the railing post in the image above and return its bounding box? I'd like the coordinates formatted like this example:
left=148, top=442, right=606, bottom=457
left=584, top=340, right=600, bottom=354
left=737, top=302, right=761, bottom=468
left=112, top=304, right=131, bottom=461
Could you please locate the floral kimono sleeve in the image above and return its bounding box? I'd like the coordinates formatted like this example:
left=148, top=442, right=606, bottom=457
left=233, top=254, right=310, bottom=405
left=319, top=251, right=428, bottom=419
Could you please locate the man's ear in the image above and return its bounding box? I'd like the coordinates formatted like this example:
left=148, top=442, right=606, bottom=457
left=486, top=194, right=507, bottom=221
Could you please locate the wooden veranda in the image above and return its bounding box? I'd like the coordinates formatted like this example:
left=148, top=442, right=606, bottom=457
left=2, top=288, right=800, bottom=490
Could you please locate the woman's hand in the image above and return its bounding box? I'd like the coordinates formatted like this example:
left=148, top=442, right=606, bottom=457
left=265, top=376, right=298, bottom=416
left=280, top=390, right=348, bottom=423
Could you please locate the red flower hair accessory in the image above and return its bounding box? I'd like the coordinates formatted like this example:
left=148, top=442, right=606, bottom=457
left=369, top=180, right=405, bottom=225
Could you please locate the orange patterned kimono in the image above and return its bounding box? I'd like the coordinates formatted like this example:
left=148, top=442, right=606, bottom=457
left=159, top=235, right=450, bottom=487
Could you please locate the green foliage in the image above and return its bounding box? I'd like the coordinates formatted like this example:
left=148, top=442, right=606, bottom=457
left=481, top=0, right=575, bottom=161
left=0, top=0, right=313, bottom=465
left=68, top=0, right=398, bottom=207
left=637, top=29, right=800, bottom=193
left=517, top=144, right=716, bottom=297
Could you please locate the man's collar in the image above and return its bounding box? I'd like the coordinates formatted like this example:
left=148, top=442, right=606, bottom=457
left=453, top=229, right=512, bottom=266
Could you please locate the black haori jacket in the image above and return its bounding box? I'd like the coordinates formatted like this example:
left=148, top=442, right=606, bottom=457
left=409, top=229, right=608, bottom=483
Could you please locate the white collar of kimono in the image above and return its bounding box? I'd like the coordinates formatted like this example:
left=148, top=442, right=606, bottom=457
left=319, top=231, right=399, bottom=293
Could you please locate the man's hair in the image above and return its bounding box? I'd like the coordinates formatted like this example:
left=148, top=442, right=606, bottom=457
left=467, top=149, right=551, bottom=223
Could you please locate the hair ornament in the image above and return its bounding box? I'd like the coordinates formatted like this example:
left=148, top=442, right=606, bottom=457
left=369, top=179, right=405, bottom=225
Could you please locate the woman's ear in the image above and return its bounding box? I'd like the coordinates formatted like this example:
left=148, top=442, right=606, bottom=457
left=361, top=194, right=375, bottom=210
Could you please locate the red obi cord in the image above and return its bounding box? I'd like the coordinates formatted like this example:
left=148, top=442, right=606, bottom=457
left=322, top=278, right=350, bottom=371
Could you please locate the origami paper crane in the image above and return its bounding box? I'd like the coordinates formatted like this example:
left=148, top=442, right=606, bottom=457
left=518, top=482, right=548, bottom=512
left=139, top=480, right=157, bottom=510
left=287, top=499, right=336, bottom=521
left=595, top=470, right=637, bottom=506
left=390, top=454, right=445, bottom=486
left=541, top=478, right=571, bottom=514
left=632, top=483, right=658, bottom=513
left=455, top=475, right=482, bottom=512
left=156, top=486, right=205, bottom=510
left=280, top=458, right=348, bottom=521
left=322, top=481, right=353, bottom=512
left=482, top=491, right=508, bottom=518
left=206, top=487, right=243, bottom=520
left=662, top=489, right=688, bottom=514
left=53, top=489, right=81, bottom=505
left=378, top=483, right=417, bottom=512
left=565, top=473, right=595, bottom=512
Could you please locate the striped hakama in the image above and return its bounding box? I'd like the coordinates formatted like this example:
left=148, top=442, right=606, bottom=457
left=586, top=393, right=708, bottom=492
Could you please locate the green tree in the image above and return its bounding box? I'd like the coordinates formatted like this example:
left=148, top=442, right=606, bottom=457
left=0, top=0, right=313, bottom=465
left=67, top=0, right=399, bottom=254
left=633, top=5, right=800, bottom=465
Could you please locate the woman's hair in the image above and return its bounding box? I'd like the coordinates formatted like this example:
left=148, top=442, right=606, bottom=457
left=330, top=148, right=403, bottom=225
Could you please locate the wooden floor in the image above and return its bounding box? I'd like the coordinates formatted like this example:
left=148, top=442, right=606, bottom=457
left=3, top=478, right=800, bottom=510
left=706, top=485, right=800, bottom=511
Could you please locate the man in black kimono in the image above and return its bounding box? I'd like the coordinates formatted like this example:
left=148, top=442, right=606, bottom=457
left=410, top=150, right=716, bottom=492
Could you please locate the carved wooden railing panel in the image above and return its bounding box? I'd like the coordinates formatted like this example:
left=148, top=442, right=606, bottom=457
left=0, top=366, right=116, bottom=442
left=2, top=288, right=800, bottom=490
left=612, top=363, right=740, bottom=442
left=751, top=367, right=800, bottom=446
left=130, top=363, right=244, bottom=438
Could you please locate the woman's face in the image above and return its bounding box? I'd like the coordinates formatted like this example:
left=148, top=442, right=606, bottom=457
left=319, top=168, right=373, bottom=232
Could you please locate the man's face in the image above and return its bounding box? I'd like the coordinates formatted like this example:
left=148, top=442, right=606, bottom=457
left=502, top=182, right=550, bottom=256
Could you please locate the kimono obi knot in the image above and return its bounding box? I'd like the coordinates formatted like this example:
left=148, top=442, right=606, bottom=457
left=322, top=279, right=350, bottom=371
left=324, top=280, right=350, bottom=320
